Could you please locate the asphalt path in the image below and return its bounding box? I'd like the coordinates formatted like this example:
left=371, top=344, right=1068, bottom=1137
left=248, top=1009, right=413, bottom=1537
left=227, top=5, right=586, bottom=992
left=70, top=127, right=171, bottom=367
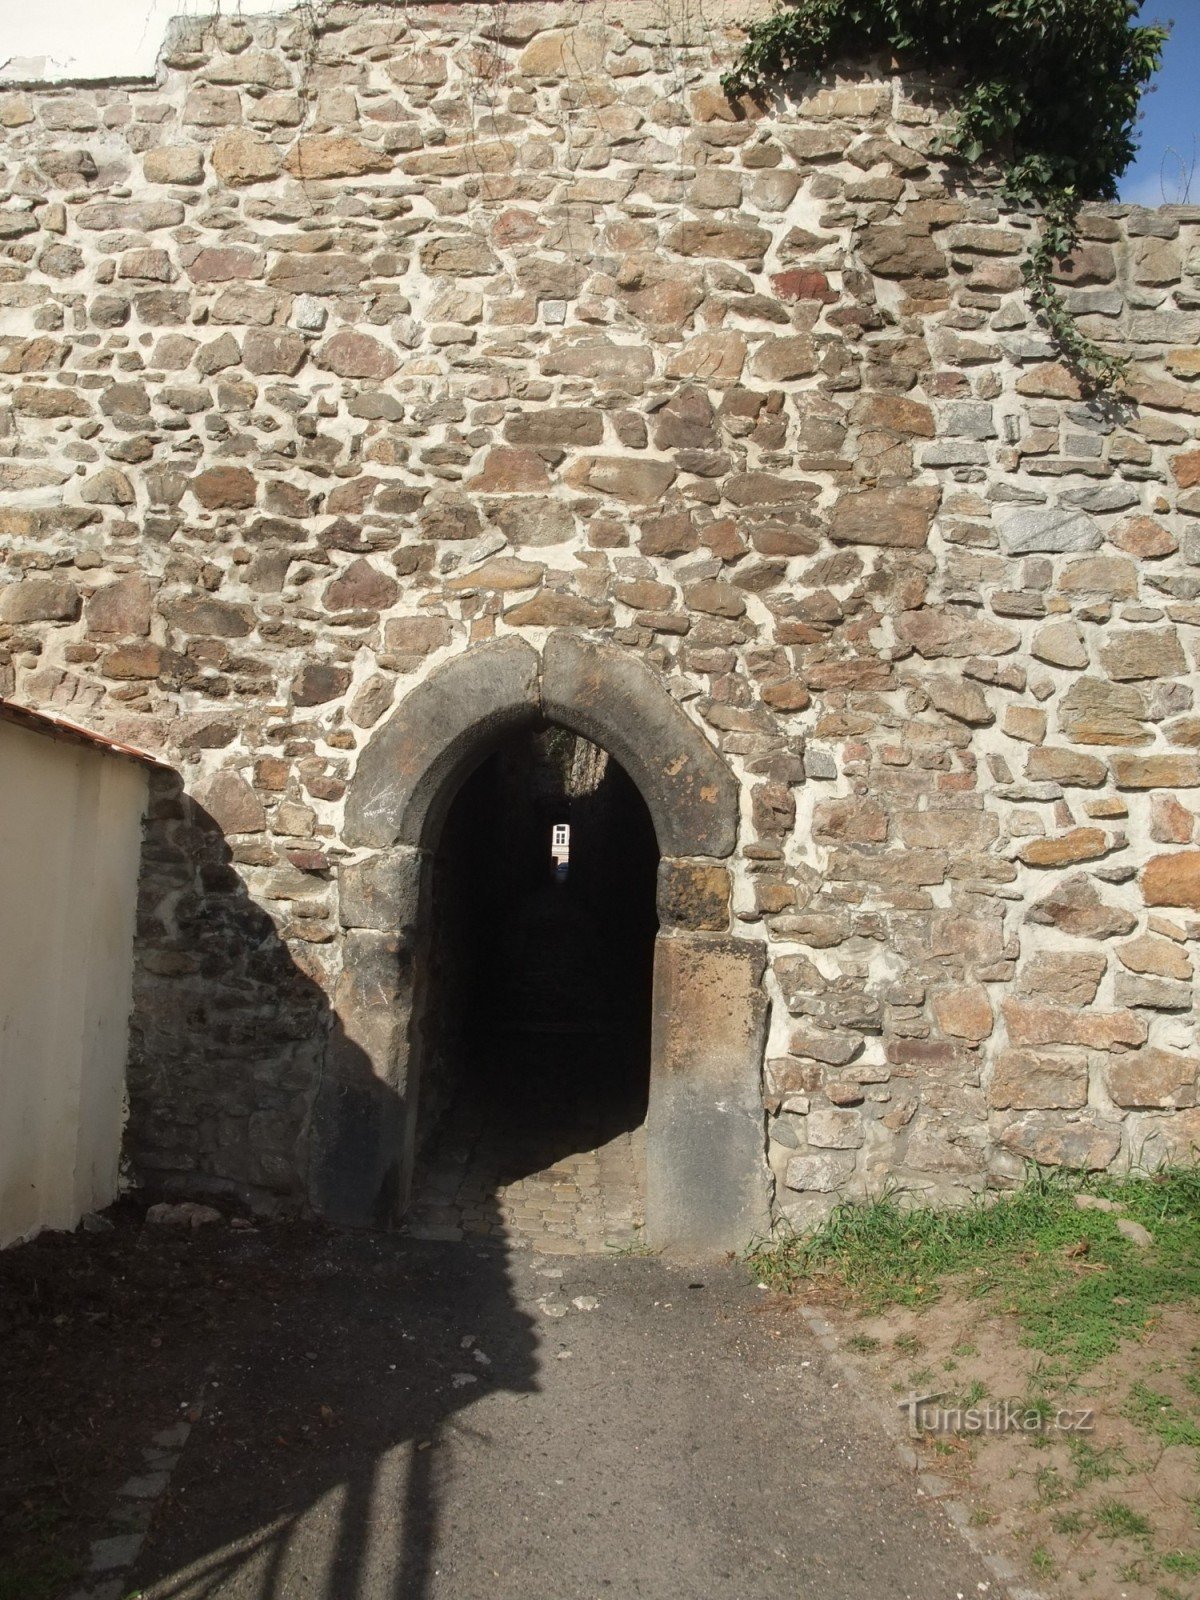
left=129, top=1237, right=996, bottom=1600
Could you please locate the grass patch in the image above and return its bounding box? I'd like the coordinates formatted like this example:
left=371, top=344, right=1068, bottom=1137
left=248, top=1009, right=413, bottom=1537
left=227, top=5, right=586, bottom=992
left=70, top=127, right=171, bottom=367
left=1094, top=1498, right=1154, bottom=1543
left=1124, top=1383, right=1200, bottom=1451
left=1161, top=1550, right=1200, bottom=1577
left=751, top=1166, right=1200, bottom=1370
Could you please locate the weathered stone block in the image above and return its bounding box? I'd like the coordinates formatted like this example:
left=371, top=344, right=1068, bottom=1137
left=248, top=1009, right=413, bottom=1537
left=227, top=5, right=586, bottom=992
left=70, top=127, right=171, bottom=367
left=191, top=466, right=257, bottom=510
left=996, top=505, right=1100, bottom=555
left=784, top=1151, right=855, bottom=1192
left=315, top=330, right=399, bottom=380
left=0, top=577, right=80, bottom=623
left=1020, top=952, right=1106, bottom=1006
left=86, top=575, right=151, bottom=638
left=830, top=486, right=939, bottom=549
left=1143, top=851, right=1200, bottom=910
left=1100, top=630, right=1187, bottom=683
left=989, top=1050, right=1089, bottom=1111
left=242, top=329, right=307, bottom=376
left=1059, top=678, right=1152, bottom=747
left=292, top=663, right=352, bottom=706
left=647, top=934, right=771, bottom=1248
left=932, top=984, right=993, bottom=1042
left=1106, top=1047, right=1198, bottom=1109
left=1002, top=999, right=1146, bottom=1052
left=999, top=1113, right=1120, bottom=1171
left=338, top=848, right=423, bottom=934
left=656, top=859, right=730, bottom=932
left=195, top=769, right=266, bottom=835
left=285, top=135, right=391, bottom=179
left=212, top=130, right=281, bottom=186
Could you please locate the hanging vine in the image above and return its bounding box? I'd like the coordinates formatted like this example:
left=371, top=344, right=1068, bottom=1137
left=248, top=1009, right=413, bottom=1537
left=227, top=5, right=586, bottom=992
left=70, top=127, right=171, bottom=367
left=722, top=0, right=1168, bottom=395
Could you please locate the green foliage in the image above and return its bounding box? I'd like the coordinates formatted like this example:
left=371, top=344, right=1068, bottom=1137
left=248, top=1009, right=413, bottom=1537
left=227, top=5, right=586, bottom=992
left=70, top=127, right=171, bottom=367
left=723, top=0, right=1168, bottom=394
left=1124, top=1382, right=1200, bottom=1451
left=748, top=1166, right=1200, bottom=1369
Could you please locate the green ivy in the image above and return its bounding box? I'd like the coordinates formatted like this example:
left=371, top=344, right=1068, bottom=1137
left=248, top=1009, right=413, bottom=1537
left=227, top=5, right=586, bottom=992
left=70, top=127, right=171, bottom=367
left=723, top=0, right=1168, bottom=395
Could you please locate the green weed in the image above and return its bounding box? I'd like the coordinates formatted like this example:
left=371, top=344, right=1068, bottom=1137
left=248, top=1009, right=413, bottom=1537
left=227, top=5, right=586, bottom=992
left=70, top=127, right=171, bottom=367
left=747, top=1166, right=1200, bottom=1372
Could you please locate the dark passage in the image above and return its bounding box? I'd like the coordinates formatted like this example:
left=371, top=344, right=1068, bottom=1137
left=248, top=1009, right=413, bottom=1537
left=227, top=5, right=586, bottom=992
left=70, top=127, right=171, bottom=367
left=407, top=726, right=660, bottom=1249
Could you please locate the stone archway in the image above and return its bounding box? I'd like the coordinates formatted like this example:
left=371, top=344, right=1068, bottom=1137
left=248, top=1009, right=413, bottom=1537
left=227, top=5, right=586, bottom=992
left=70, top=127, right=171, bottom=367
left=313, top=632, right=770, bottom=1253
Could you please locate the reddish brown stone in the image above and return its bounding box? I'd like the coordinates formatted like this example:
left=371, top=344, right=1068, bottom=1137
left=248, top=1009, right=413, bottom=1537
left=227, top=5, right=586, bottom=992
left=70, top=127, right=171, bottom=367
left=1027, top=874, right=1137, bottom=940
left=999, top=1114, right=1120, bottom=1172
left=770, top=269, right=836, bottom=304
left=1110, top=515, right=1178, bottom=559
left=896, top=609, right=1018, bottom=659
left=988, top=1049, right=1089, bottom=1111
left=1106, top=1047, right=1198, bottom=1110
left=471, top=449, right=552, bottom=494
left=186, top=247, right=262, bottom=284
left=666, top=220, right=772, bottom=261
left=267, top=254, right=367, bottom=295
left=446, top=558, right=545, bottom=593
left=1171, top=450, right=1200, bottom=488
left=750, top=336, right=818, bottom=382
left=830, top=486, right=939, bottom=548
left=812, top=798, right=888, bottom=843
left=1150, top=794, right=1196, bottom=845
left=1025, top=747, right=1108, bottom=787
left=285, top=135, right=391, bottom=179
left=1015, top=828, right=1110, bottom=868
left=242, top=328, right=308, bottom=376
left=103, top=643, right=165, bottom=679
left=383, top=616, right=452, bottom=661
left=1117, top=934, right=1192, bottom=980
left=324, top=558, right=400, bottom=613
left=504, top=409, right=604, bottom=447
left=933, top=984, right=993, bottom=1042
left=1111, top=753, right=1200, bottom=789
left=503, top=593, right=612, bottom=628
left=292, top=663, right=352, bottom=706
left=86, top=575, right=152, bottom=638
left=195, top=769, right=266, bottom=834
left=852, top=393, right=935, bottom=437
left=857, top=225, right=946, bottom=280
left=1002, top=999, right=1146, bottom=1051
left=211, top=130, right=281, bottom=186
left=1143, top=851, right=1200, bottom=911
left=314, top=330, right=399, bottom=380
left=1020, top=952, right=1106, bottom=1006
left=0, top=578, right=80, bottom=623
left=564, top=456, right=677, bottom=504
left=191, top=467, right=257, bottom=510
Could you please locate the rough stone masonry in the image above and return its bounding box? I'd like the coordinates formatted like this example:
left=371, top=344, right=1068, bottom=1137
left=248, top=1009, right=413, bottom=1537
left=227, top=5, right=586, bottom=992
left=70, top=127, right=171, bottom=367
left=1, top=0, right=1199, bottom=1236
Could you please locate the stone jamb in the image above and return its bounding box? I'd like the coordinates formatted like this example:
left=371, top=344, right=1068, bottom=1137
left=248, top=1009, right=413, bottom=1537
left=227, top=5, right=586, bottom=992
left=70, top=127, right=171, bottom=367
left=316, top=632, right=771, bottom=1251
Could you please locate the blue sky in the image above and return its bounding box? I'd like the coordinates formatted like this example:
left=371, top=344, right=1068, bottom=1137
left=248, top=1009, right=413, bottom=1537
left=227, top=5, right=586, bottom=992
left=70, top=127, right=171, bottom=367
left=1119, top=5, right=1200, bottom=204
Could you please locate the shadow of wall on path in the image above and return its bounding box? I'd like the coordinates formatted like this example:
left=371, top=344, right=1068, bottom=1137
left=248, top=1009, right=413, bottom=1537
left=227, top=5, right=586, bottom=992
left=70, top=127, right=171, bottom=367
left=120, top=769, right=541, bottom=1600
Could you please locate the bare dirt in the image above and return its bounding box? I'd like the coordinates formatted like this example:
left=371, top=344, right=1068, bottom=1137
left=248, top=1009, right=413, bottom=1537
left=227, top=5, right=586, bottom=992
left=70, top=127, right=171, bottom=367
left=822, top=1290, right=1200, bottom=1598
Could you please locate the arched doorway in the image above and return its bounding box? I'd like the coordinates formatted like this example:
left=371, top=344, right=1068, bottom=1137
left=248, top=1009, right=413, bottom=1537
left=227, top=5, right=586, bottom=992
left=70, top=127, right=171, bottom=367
left=407, top=726, right=660, bottom=1250
left=317, top=632, right=772, bottom=1253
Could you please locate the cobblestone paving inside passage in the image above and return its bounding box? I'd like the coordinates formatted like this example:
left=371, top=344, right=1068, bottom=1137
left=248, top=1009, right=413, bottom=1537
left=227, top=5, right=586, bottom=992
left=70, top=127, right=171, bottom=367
left=405, top=1044, right=647, bottom=1255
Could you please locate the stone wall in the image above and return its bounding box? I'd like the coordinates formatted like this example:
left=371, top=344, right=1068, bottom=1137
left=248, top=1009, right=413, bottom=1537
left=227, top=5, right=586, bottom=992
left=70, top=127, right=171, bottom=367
left=1, top=1, right=1199, bottom=1228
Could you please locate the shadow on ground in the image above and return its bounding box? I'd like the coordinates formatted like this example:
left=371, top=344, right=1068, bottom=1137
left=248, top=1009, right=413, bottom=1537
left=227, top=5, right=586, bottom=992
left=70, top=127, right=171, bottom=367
left=128, top=1225, right=539, bottom=1600
left=123, top=1232, right=1000, bottom=1600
